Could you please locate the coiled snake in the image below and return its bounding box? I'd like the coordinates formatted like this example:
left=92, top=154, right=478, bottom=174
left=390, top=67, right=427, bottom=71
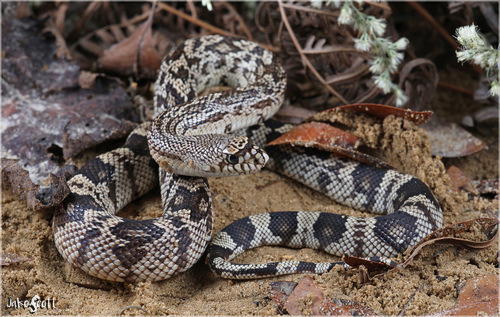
left=53, top=35, right=443, bottom=282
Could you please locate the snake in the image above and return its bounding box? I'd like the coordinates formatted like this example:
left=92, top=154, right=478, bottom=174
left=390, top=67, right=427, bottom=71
left=53, top=35, right=443, bottom=282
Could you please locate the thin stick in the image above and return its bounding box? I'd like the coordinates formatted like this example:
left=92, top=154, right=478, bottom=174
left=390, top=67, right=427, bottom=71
left=277, top=0, right=348, bottom=105
left=406, top=1, right=458, bottom=49
left=157, top=2, right=235, bottom=37
left=156, top=2, right=279, bottom=53
left=281, top=3, right=339, bottom=17
left=398, top=284, right=424, bottom=316
left=222, top=1, right=253, bottom=41
left=438, top=81, right=474, bottom=97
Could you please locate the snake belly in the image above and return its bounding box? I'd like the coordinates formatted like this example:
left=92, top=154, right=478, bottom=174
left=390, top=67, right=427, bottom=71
left=53, top=35, right=285, bottom=282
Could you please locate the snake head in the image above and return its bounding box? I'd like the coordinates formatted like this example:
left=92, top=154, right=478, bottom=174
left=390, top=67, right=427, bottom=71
left=148, top=121, right=269, bottom=177
left=214, top=135, right=269, bottom=176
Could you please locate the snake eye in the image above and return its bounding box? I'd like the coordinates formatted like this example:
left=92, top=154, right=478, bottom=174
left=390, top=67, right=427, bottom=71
left=227, top=154, right=239, bottom=164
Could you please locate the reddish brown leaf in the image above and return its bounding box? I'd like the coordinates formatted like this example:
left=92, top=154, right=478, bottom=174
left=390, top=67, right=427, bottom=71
left=268, top=122, right=394, bottom=170
left=438, top=275, right=499, bottom=316
left=268, top=122, right=358, bottom=149
left=330, top=103, right=434, bottom=125
left=447, top=165, right=479, bottom=194
left=422, top=118, right=487, bottom=157
left=284, top=276, right=326, bottom=316
left=267, top=281, right=298, bottom=313
left=97, top=5, right=161, bottom=79
left=284, top=276, right=378, bottom=316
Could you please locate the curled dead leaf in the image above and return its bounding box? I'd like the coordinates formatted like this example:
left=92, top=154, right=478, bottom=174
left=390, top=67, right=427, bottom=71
left=275, top=104, right=317, bottom=124
left=97, top=5, right=161, bottom=79
left=402, top=218, right=498, bottom=268
left=472, top=179, right=499, bottom=197
left=398, top=58, right=439, bottom=111
left=268, top=122, right=358, bottom=150
left=268, top=122, right=394, bottom=170
left=1, top=159, right=71, bottom=210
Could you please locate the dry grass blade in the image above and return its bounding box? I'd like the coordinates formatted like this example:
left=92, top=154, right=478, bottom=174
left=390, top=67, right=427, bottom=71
left=302, top=36, right=363, bottom=55
left=277, top=0, right=348, bottom=105
left=280, top=2, right=340, bottom=18
left=156, top=2, right=235, bottom=38
left=398, top=58, right=438, bottom=110
left=325, top=58, right=370, bottom=85
left=55, top=2, right=69, bottom=35
left=218, top=1, right=253, bottom=40
left=68, top=2, right=102, bottom=41
left=118, top=306, right=149, bottom=316
left=401, top=218, right=498, bottom=268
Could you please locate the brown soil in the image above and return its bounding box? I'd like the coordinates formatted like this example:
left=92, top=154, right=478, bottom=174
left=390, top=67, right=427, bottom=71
left=2, top=67, right=498, bottom=315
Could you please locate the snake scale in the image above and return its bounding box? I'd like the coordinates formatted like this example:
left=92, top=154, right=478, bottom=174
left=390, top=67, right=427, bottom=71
left=53, top=35, right=443, bottom=282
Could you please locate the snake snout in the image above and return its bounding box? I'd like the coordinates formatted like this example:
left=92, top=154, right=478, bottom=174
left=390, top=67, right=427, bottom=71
left=220, top=136, right=269, bottom=176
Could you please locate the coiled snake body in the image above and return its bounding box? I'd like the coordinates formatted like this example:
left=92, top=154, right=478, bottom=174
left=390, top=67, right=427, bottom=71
left=53, top=35, right=442, bottom=282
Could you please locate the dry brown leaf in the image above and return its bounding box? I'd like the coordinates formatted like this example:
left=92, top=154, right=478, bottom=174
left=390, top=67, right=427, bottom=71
left=1, top=160, right=71, bottom=210
left=447, top=165, right=479, bottom=194
left=284, top=276, right=378, bottom=316
left=268, top=122, right=394, bottom=170
left=283, top=276, right=327, bottom=316
left=268, top=122, right=358, bottom=150
left=275, top=104, right=317, bottom=124
left=267, top=281, right=298, bottom=313
left=402, top=218, right=498, bottom=268
left=97, top=5, right=161, bottom=79
left=2, top=15, right=138, bottom=209
left=437, top=275, right=499, bottom=316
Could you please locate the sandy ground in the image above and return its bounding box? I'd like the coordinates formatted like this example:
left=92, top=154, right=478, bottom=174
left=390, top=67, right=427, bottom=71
left=2, top=67, right=498, bottom=315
